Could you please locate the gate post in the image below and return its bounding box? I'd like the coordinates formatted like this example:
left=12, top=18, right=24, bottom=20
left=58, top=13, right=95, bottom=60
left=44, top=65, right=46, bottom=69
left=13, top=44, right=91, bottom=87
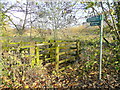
left=55, top=43, right=60, bottom=72
left=30, top=41, right=35, bottom=67
left=48, top=40, right=53, bottom=59
left=76, top=40, right=80, bottom=60
left=35, top=42, right=40, bottom=66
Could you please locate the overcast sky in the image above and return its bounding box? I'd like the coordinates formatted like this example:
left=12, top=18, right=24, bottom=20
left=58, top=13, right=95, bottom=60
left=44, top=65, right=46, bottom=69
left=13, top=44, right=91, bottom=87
left=1, top=0, right=114, bottom=29
left=2, top=0, right=87, bottom=27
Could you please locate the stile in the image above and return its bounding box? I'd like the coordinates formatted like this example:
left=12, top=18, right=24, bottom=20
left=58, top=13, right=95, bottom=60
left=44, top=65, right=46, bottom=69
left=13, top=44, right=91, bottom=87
left=2, top=40, right=81, bottom=72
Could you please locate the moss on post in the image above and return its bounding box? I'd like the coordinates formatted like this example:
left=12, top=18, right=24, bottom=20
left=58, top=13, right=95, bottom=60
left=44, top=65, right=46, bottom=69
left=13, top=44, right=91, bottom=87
left=55, top=43, right=60, bottom=72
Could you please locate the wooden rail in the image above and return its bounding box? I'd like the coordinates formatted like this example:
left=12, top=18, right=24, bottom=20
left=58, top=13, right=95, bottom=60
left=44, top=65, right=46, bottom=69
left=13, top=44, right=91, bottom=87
left=3, top=40, right=81, bottom=71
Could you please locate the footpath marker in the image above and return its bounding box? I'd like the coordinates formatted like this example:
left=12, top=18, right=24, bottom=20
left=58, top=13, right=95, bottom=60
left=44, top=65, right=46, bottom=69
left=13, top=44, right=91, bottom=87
left=90, top=22, right=101, bottom=26
left=86, top=15, right=101, bottom=22
left=87, top=15, right=104, bottom=80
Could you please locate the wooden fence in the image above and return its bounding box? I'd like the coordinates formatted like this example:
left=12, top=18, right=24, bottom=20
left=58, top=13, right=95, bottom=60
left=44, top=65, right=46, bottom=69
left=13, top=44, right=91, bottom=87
left=2, top=40, right=80, bottom=71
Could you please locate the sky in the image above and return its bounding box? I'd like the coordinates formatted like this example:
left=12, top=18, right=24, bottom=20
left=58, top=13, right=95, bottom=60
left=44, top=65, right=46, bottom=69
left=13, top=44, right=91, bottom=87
left=3, top=0, right=87, bottom=27
left=1, top=0, right=114, bottom=28
left=3, top=0, right=114, bottom=3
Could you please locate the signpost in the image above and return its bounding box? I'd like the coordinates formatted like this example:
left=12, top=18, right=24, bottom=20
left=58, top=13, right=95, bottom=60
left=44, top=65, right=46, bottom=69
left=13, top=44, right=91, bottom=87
left=86, top=15, right=102, bottom=22
left=90, top=22, right=101, bottom=26
left=87, top=15, right=104, bottom=80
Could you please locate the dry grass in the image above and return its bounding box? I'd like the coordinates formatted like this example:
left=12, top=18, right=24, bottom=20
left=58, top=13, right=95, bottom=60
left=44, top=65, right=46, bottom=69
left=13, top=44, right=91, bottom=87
left=2, top=25, right=100, bottom=41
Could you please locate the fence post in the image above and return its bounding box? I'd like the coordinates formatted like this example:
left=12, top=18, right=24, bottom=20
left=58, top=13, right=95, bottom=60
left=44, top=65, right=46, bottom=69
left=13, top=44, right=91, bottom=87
left=48, top=40, right=53, bottom=59
left=76, top=40, right=80, bottom=60
left=30, top=41, right=35, bottom=55
left=30, top=41, right=35, bottom=67
left=35, top=42, right=40, bottom=66
left=55, top=43, right=60, bottom=72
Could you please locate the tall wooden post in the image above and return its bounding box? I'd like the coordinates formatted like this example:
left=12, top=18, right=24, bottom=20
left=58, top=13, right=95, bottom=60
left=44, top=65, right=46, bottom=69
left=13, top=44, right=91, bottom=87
left=30, top=41, right=35, bottom=55
left=55, top=43, right=59, bottom=71
left=76, top=40, right=80, bottom=60
left=35, top=42, right=43, bottom=67
left=35, top=43, right=39, bottom=66
left=48, top=40, right=53, bottom=59
left=30, top=41, right=35, bottom=67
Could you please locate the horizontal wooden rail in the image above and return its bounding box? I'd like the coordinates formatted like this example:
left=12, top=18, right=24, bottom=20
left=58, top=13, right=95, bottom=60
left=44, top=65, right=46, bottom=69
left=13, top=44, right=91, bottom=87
left=58, top=49, right=77, bottom=56
left=3, top=40, right=80, bottom=72
left=59, top=57, right=75, bottom=64
left=20, top=46, right=35, bottom=48
left=59, top=65, right=71, bottom=71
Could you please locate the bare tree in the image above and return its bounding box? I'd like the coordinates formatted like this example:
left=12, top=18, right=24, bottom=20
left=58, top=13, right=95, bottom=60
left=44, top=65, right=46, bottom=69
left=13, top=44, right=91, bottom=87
left=83, top=2, right=120, bottom=42
left=27, top=1, right=83, bottom=40
left=1, top=0, right=86, bottom=40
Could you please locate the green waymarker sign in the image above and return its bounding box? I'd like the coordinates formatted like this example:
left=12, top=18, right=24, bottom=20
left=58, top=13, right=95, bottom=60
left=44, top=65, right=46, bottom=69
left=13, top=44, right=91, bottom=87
left=86, top=15, right=104, bottom=80
left=87, top=15, right=103, bottom=26
left=87, top=15, right=102, bottom=22
left=90, top=21, right=101, bottom=26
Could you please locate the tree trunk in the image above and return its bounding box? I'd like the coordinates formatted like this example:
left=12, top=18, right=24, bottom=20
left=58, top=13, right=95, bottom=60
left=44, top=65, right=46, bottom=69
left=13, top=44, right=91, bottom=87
left=114, top=1, right=120, bottom=41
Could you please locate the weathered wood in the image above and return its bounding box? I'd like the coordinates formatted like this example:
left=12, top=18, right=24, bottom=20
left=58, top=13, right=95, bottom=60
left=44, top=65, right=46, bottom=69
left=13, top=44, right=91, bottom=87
left=30, top=41, right=35, bottom=67
left=59, top=65, right=71, bottom=71
left=76, top=40, right=80, bottom=60
left=55, top=43, right=60, bottom=71
left=3, top=40, right=81, bottom=72
left=58, top=49, right=77, bottom=56
left=59, top=57, right=75, bottom=64
left=30, top=41, right=35, bottom=56
left=59, top=42, right=76, bottom=47
left=35, top=45, right=40, bottom=66
left=20, top=46, right=34, bottom=48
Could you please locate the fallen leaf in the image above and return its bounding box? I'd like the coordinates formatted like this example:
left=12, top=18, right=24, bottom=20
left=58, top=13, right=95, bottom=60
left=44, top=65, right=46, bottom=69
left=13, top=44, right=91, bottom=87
left=24, top=85, right=29, bottom=88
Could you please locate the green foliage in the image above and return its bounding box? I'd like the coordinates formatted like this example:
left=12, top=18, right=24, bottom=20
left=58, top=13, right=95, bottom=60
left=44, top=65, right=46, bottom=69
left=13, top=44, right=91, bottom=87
left=84, top=2, right=95, bottom=9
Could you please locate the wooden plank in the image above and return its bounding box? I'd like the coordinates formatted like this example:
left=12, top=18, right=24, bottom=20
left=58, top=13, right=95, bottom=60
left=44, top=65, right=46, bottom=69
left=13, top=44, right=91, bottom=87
left=30, top=41, right=35, bottom=67
left=40, top=52, right=55, bottom=56
left=6, top=40, right=80, bottom=72
left=21, top=42, right=30, bottom=44
left=76, top=41, right=81, bottom=59
left=59, top=42, right=76, bottom=46
left=59, top=65, right=71, bottom=71
left=44, top=47, right=56, bottom=50
left=59, top=57, right=75, bottom=64
left=9, top=42, right=20, bottom=44
left=36, top=46, right=40, bottom=66
left=36, top=43, right=47, bottom=46
left=55, top=44, right=59, bottom=71
left=24, top=54, right=44, bottom=57
left=44, top=62, right=55, bottom=67
left=58, top=51, right=66, bottom=56
left=59, top=49, right=77, bottom=56
left=44, top=57, right=54, bottom=61
left=30, top=42, right=35, bottom=55
left=20, top=46, right=34, bottom=48
left=58, top=46, right=70, bottom=49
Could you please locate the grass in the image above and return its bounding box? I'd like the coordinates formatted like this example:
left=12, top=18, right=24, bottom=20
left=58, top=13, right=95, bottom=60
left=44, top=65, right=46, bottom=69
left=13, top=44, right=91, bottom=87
left=1, top=24, right=100, bottom=41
